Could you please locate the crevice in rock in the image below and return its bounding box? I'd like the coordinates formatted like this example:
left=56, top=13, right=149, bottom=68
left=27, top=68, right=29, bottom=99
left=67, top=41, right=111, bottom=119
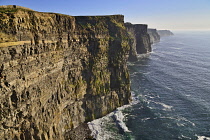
left=11, top=90, right=18, bottom=107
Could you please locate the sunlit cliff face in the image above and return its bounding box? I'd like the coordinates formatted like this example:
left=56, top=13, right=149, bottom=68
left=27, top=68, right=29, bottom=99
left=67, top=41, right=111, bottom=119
left=0, top=7, right=131, bottom=140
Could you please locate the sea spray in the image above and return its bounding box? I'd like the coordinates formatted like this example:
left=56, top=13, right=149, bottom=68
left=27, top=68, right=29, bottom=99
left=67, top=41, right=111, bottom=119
left=197, top=136, right=210, bottom=140
left=88, top=92, right=139, bottom=140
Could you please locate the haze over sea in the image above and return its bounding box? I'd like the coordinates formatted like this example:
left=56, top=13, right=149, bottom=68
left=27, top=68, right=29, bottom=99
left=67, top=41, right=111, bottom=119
left=88, top=31, right=210, bottom=140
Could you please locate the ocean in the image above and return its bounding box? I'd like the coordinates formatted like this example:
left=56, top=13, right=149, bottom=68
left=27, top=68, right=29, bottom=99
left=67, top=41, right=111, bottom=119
left=88, top=31, right=210, bottom=140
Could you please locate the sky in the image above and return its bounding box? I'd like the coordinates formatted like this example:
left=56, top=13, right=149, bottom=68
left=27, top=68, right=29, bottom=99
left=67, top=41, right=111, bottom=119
left=0, top=0, right=210, bottom=30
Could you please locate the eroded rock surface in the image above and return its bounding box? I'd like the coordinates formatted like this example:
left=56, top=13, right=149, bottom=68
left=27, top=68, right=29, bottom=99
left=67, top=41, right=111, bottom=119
left=0, top=6, right=131, bottom=140
left=147, top=28, right=160, bottom=44
left=125, top=22, right=151, bottom=62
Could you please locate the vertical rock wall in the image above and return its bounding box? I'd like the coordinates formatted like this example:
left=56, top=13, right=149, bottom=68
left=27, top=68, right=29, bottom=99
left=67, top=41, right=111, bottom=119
left=125, top=22, right=151, bottom=62
left=0, top=7, right=131, bottom=140
left=157, top=30, right=174, bottom=37
left=147, top=28, right=160, bottom=44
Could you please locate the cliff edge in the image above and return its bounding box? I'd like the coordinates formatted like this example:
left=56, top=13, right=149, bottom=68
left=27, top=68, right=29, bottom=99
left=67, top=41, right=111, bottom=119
left=157, top=30, right=174, bottom=37
left=125, top=22, right=151, bottom=62
left=147, top=28, right=160, bottom=44
left=0, top=6, right=131, bottom=140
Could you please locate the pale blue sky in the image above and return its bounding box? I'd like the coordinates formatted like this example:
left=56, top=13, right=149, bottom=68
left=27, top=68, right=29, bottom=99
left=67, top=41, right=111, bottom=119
left=1, top=0, right=210, bottom=30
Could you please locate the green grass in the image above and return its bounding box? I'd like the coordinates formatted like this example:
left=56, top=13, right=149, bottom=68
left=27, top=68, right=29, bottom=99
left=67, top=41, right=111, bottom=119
left=0, top=8, right=18, bottom=13
left=0, top=7, right=34, bottom=14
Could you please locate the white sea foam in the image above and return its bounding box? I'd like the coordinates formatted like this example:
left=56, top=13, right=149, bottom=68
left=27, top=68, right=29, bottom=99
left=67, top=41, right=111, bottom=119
left=159, top=103, right=173, bottom=111
left=177, top=116, right=195, bottom=127
left=137, top=53, right=150, bottom=59
left=113, top=109, right=131, bottom=132
left=143, top=72, right=151, bottom=75
left=134, top=64, right=150, bottom=67
left=164, top=86, right=173, bottom=91
left=150, top=51, right=155, bottom=54
left=170, top=47, right=182, bottom=50
left=185, top=94, right=191, bottom=97
left=130, top=92, right=141, bottom=105
left=145, top=95, right=155, bottom=99
left=141, top=117, right=151, bottom=122
left=127, top=62, right=135, bottom=66
left=159, top=116, right=177, bottom=120
left=88, top=92, right=138, bottom=139
left=159, top=116, right=196, bottom=128
left=197, top=135, right=210, bottom=140
left=150, top=101, right=173, bottom=111
left=88, top=108, right=130, bottom=140
left=130, top=72, right=141, bottom=76
left=88, top=116, right=121, bottom=140
left=179, top=135, right=192, bottom=139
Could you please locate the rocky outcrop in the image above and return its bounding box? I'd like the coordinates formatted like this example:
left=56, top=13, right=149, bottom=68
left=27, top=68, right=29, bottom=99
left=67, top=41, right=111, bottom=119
left=157, top=30, right=174, bottom=37
left=125, top=22, right=151, bottom=62
left=147, top=28, right=160, bottom=44
left=0, top=6, right=131, bottom=140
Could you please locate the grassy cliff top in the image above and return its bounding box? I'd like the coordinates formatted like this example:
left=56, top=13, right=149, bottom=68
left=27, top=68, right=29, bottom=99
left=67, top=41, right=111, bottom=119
left=0, top=5, right=125, bottom=23
left=0, top=5, right=34, bottom=11
left=0, top=5, right=127, bottom=47
left=0, top=5, right=34, bottom=14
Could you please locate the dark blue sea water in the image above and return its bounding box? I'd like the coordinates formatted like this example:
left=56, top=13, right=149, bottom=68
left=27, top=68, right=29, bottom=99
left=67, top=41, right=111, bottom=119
left=88, top=31, right=210, bottom=140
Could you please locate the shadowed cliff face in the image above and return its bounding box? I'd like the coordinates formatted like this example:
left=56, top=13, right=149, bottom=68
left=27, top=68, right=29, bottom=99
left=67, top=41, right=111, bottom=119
left=157, top=30, right=174, bottom=37
left=125, top=23, right=151, bottom=62
left=0, top=7, right=131, bottom=140
left=147, top=28, right=160, bottom=44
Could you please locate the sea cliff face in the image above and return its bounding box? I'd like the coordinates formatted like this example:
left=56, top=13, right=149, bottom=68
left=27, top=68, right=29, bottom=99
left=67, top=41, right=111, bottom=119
left=0, top=6, right=131, bottom=140
left=157, top=30, right=174, bottom=37
left=125, top=23, right=151, bottom=62
left=147, top=28, right=160, bottom=44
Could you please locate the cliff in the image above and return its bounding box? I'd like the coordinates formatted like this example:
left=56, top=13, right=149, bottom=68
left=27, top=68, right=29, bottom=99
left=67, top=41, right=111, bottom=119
left=125, top=22, right=151, bottom=62
left=147, top=28, right=160, bottom=44
left=0, top=6, right=131, bottom=140
left=157, top=30, right=174, bottom=37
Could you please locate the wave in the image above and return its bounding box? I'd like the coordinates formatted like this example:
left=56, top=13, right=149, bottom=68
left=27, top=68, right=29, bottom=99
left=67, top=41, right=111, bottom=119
left=141, top=117, right=151, bottom=122
left=88, top=117, right=112, bottom=140
left=150, top=51, right=156, bottom=54
left=130, top=72, right=150, bottom=78
left=176, top=116, right=195, bottom=127
left=137, top=53, right=150, bottom=59
left=178, top=135, right=192, bottom=139
left=157, top=115, right=196, bottom=129
left=88, top=107, right=131, bottom=140
left=149, top=101, right=173, bottom=111
left=164, top=86, right=173, bottom=91
left=170, top=47, right=182, bottom=50
left=197, top=135, right=210, bottom=140
left=88, top=92, right=139, bottom=140
left=132, top=64, right=151, bottom=67
left=143, top=72, right=151, bottom=75
left=130, top=71, right=142, bottom=76
left=113, top=109, right=131, bottom=132
left=127, top=62, right=135, bottom=66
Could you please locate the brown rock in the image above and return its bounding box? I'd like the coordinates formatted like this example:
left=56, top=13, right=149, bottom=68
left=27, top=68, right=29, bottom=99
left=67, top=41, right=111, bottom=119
left=0, top=7, right=131, bottom=140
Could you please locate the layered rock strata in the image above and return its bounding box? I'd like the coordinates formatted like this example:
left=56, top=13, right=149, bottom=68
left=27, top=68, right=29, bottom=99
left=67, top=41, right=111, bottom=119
left=0, top=6, right=131, bottom=140
left=157, top=30, right=174, bottom=37
left=125, top=22, right=151, bottom=62
left=147, top=28, right=160, bottom=44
